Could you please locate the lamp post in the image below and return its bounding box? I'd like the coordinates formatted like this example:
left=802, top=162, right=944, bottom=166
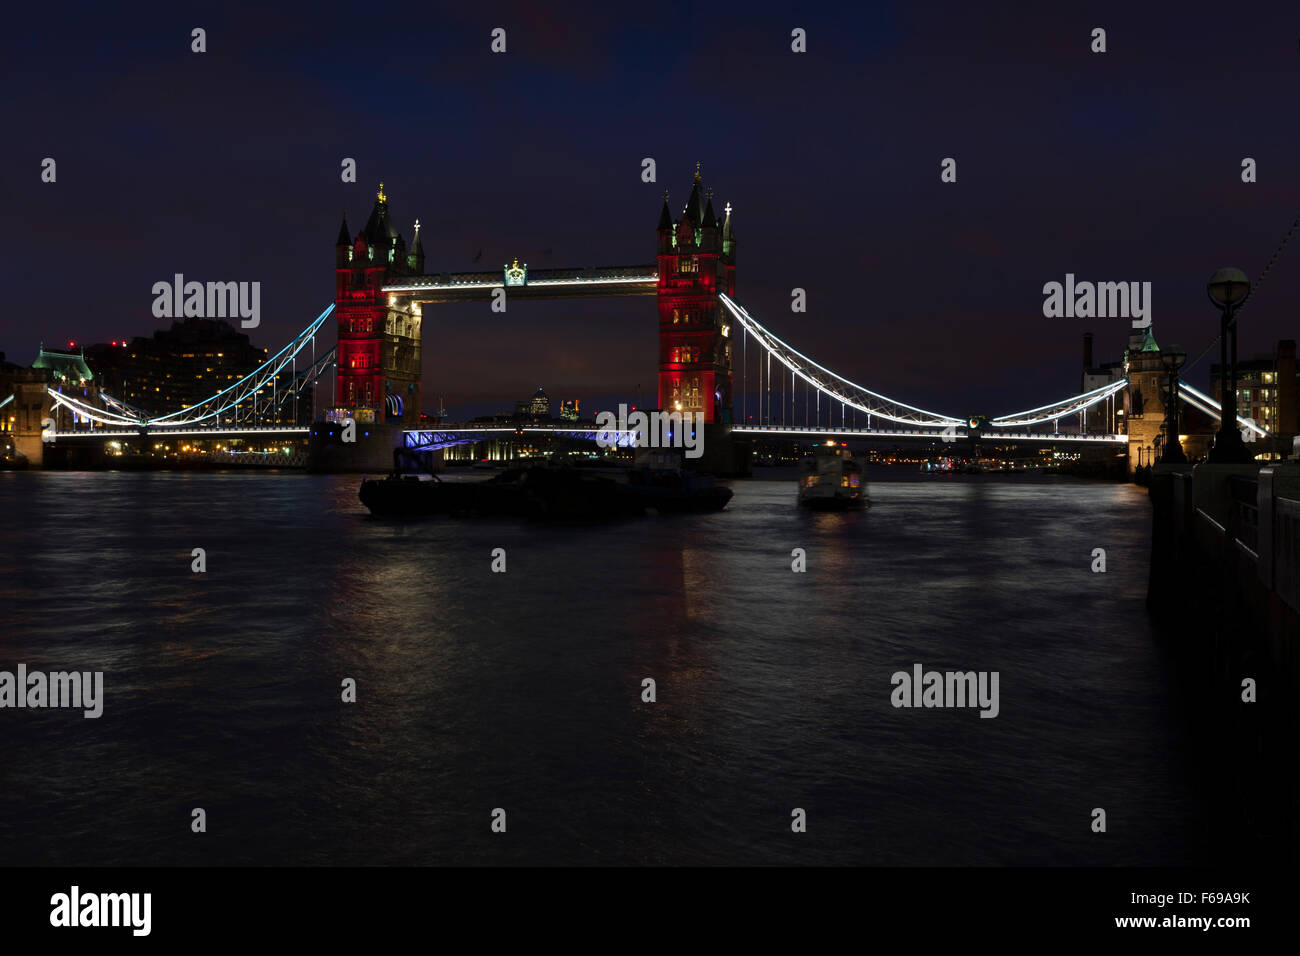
left=1206, top=267, right=1251, bottom=463
left=1159, top=344, right=1186, bottom=463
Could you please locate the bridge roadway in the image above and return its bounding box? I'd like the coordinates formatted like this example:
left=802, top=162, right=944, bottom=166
left=402, top=423, right=1128, bottom=450
left=383, top=265, right=658, bottom=302
left=51, top=426, right=310, bottom=441
left=48, top=423, right=1126, bottom=447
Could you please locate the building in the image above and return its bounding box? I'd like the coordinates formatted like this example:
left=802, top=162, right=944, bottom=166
left=1087, top=327, right=1216, bottom=472
left=32, top=345, right=94, bottom=387
left=81, top=317, right=289, bottom=422
left=1209, top=339, right=1297, bottom=445
left=656, top=165, right=736, bottom=424
left=1079, top=332, right=1125, bottom=435
left=560, top=399, right=579, bottom=422
left=332, top=183, right=424, bottom=427
left=515, top=386, right=551, bottom=421
left=0, top=352, right=46, bottom=461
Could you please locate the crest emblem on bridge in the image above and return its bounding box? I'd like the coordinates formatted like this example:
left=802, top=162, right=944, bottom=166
left=504, top=259, right=527, bottom=286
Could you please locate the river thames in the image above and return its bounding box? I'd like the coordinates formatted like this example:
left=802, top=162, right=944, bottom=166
left=0, top=470, right=1212, bottom=865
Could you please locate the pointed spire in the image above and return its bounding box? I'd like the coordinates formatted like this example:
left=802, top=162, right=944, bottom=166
left=411, top=218, right=424, bottom=255
left=703, top=196, right=717, bottom=228
left=694, top=161, right=702, bottom=183
left=683, top=176, right=703, bottom=224
left=336, top=211, right=351, bottom=246
left=658, top=190, right=672, bottom=230
left=364, top=184, right=398, bottom=245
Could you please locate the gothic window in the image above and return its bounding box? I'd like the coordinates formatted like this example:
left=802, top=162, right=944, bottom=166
left=672, top=309, right=680, bottom=324
left=671, top=347, right=680, bottom=363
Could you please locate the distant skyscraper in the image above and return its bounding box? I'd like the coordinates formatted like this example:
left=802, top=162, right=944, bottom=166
left=560, top=399, right=579, bottom=421
left=514, top=386, right=551, bottom=419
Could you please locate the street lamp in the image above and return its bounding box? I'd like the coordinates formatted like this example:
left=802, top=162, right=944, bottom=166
left=1207, top=267, right=1250, bottom=463
left=1159, top=344, right=1186, bottom=463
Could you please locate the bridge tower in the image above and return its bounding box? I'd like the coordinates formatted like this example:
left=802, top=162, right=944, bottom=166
left=333, top=184, right=425, bottom=427
left=1123, top=324, right=1167, bottom=470
left=656, top=164, right=736, bottom=424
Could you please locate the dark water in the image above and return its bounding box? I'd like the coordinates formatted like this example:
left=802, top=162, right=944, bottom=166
left=0, top=469, right=1209, bottom=865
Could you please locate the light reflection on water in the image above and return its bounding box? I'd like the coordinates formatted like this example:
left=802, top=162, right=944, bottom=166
left=0, top=469, right=1207, bottom=865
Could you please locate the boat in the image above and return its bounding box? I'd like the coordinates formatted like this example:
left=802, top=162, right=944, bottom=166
left=798, top=444, right=868, bottom=510
left=359, top=449, right=732, bottom=519
left=620, top=464, right=733, bottom=513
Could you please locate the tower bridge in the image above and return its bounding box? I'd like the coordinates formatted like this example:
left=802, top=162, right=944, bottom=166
left=8, top=166, right=1271, bottom=471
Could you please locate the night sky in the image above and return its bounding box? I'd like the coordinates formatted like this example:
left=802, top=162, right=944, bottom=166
left=6, top=1, right=1300, bottom=420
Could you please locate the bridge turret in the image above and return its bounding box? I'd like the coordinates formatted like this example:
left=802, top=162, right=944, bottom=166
left=657, top=192, right=673, bottom=254
left=701, top=193, right=720, bottom=253
left=393, top=233, right=407, bottom=274
left=408, top=219, right=425, bottom=274
left=335, top=212, right=351, bottom=269
left=722, top=201, right=736, bottom=261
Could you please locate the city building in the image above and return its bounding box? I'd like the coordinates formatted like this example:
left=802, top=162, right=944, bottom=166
left=80, top=318, right=302, bottom=423
left=1079, top=332, right=1125, bottom=435
left=560, top=399, right=579, bottom=422
left=32, top=345, right=94, bottom=386
left=1210, top=339, right=1298, bottom=444
left=515, top=386, right=551, bottom=420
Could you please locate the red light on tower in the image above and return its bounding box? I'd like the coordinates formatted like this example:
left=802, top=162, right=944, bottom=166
left=68, top=340, right=75, bottom=348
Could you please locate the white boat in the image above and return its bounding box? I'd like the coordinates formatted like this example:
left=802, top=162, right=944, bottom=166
left=798, top=444, right=868, bottom=510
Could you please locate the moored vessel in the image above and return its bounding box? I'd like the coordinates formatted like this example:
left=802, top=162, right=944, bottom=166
left=798, top=444, right=868, bottom=510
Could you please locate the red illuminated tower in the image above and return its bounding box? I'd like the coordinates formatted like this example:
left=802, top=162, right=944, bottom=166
left=656, top=164, right=736, bottom=424
left=333, top=183, right=424, bottom=426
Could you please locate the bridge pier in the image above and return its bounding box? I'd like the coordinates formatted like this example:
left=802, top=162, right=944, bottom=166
left=686, top=424, right=750, bottom=477
left=306, top=421, right=406, bottom=474
left=6, top=380, right=53, bottom=468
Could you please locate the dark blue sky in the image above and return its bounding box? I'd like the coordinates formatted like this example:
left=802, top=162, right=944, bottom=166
left=5, top=1, right=1300, bottom=420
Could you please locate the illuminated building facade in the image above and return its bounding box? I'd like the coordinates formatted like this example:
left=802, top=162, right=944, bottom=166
left=333, top=184, right=424, bottom=426
left=656, top=165, right=736, bottom=424
left=1210, top=339, right=1297, bottom=444
left=81, top=320, right=280, bottom=420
